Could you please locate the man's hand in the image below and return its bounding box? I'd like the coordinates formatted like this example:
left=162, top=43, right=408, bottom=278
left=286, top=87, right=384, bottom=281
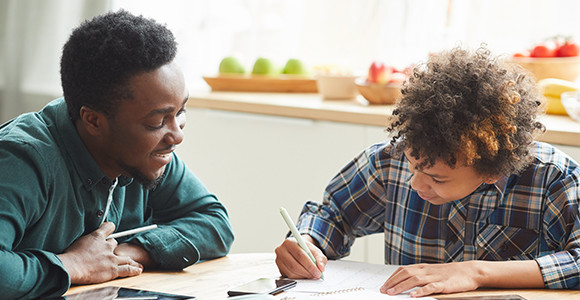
left=275, top=235, right=327, bottom=279
left=57, top=222, right=143, bottom=284
left=114, top=242, right=157, bottom=269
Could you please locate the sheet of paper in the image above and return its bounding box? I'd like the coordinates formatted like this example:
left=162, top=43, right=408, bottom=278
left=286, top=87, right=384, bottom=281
left=292, top=260, right=399, bottom=292
left=277, top=260, right=435, bottom=299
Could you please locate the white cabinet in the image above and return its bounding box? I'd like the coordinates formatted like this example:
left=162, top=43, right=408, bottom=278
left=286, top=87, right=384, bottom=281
left=178, top=109, right=387, bottom=263
left=177, top=108, right=580, bottom=264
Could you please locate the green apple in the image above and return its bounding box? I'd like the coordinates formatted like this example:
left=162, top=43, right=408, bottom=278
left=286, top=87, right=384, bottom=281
left=282, top=58, right=310, bottom=75
left=251, top=57, right=280, bottom=76
left=219, top=56, right=245, bottom=74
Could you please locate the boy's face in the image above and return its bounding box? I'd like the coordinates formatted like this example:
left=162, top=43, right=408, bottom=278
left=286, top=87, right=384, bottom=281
left=97, top=61, right=188, bottom=188
left=404, top=150, right=491, bottom=205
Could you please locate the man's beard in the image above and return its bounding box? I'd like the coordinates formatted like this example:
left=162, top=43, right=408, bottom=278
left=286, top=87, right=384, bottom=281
left=122, top=165, right=166, bottom=190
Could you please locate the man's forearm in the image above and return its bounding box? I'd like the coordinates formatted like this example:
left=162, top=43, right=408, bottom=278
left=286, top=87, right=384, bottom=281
left=1, top=250, right=69, bottom=299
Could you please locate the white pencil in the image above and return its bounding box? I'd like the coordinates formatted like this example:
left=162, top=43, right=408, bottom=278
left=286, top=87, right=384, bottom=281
left=106, top=224, right=158, bottom=239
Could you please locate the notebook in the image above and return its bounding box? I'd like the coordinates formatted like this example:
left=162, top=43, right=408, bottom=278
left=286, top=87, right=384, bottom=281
left=279, top=288, right=424, bottom=299
left=276, top=260, right=435, bottom=299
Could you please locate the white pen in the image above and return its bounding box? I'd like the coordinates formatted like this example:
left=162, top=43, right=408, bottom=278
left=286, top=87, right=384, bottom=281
left=280, top=207, right=324, bottom=279
left=107, top=224, right=158, bottom=240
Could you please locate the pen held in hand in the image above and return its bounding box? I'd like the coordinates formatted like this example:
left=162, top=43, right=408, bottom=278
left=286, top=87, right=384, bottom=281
left=106, top=224, right=158, bottom=240
left=280, top=207, right=324, bottom=279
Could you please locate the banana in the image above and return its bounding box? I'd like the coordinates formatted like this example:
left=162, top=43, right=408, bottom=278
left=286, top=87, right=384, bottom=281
left=537, top=78, right=579, bottom=115
left=544, top=95, right=568, bottom=115
left=538, top=78, right=579, bottom=97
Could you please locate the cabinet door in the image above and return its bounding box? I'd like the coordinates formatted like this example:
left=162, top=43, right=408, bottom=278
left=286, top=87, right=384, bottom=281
left=178, top=109, right=392, bottom=261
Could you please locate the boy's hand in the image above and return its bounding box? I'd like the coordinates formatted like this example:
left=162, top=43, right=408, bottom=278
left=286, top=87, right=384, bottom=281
left=380, top=261, right=480, bottom=297
left=380, top=260, right=544, bottom=297
left=275, top=235, right=327, bottom=279
left=57, top=222, right=143, bottom=284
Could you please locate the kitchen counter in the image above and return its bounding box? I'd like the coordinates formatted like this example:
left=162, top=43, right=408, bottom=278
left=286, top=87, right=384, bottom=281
left=188, top=91, right=580, bottom=147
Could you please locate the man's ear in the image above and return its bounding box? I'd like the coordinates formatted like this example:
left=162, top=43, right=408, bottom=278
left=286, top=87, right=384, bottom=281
left=79, top=106, right=107, bottom=136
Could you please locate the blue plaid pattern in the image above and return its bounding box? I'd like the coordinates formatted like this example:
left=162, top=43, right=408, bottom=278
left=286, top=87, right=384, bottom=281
left=296, top=141, right=580, bottom=289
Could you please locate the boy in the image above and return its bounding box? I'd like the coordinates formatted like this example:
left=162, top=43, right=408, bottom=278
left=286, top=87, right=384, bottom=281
left=275, top=46, right=580, bottom=297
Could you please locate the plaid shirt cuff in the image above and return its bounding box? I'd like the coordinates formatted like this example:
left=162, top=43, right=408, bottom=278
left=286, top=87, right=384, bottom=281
left=536, top=251, right=580, bottom=289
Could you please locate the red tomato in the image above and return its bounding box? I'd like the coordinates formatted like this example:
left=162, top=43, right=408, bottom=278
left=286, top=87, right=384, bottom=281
left=530, top=43, right=557, bottom=57
left=512, top=52, right=527, bottom=58
left=556, top=41, right=580, bottom=57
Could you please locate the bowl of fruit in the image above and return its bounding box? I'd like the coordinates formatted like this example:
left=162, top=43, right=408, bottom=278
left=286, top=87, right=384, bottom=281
left=355, top=62, right=408, bottom=105
left=508, top=37, right=580, bottom=82
left=204, top=56, right=318, bottom=93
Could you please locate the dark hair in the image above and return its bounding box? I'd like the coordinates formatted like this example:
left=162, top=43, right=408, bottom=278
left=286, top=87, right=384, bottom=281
left=387, top=45, right=545, bottom=177
left=60, top=10, right=177, bottom=122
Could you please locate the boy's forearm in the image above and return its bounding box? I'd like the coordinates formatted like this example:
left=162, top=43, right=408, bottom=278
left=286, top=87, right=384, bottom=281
left=474, top=260, right=545, bottom=288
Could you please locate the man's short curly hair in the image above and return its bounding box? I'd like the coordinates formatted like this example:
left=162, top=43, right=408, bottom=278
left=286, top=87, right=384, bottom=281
left=387, top=46, right=545, bottom=177
left=60, top=10, right=177, bottom=122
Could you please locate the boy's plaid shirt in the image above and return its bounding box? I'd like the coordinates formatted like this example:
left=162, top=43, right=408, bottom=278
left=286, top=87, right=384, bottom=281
left=297, top=142, right=580, bottom=289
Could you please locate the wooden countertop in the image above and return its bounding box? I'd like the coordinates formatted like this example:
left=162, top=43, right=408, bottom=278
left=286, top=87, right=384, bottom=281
left=188, top=91, right=580, bottom=147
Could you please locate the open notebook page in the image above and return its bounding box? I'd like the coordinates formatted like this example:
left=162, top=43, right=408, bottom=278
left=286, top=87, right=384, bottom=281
left=276, top=260, right=435, bottom=299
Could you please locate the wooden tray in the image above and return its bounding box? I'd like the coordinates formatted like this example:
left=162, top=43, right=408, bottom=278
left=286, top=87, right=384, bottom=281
left=203, top=75, right=318, bottom=93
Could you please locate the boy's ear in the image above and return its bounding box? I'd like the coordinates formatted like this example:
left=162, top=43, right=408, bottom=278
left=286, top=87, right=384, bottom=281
left=79, top=106, right=108, bottom=136
left=484, top=175, right=502, bottom=185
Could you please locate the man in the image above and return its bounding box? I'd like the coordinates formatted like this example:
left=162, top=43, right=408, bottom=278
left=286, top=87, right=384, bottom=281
left=275, top=46, right=580, bottom=297
left=0, top=10, right=234, bottom=299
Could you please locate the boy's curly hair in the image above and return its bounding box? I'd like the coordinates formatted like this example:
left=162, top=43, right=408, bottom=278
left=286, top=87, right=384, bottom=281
left=387, top=46, right=545, bottom=177
left=60, top=10, right=177, bottom=122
